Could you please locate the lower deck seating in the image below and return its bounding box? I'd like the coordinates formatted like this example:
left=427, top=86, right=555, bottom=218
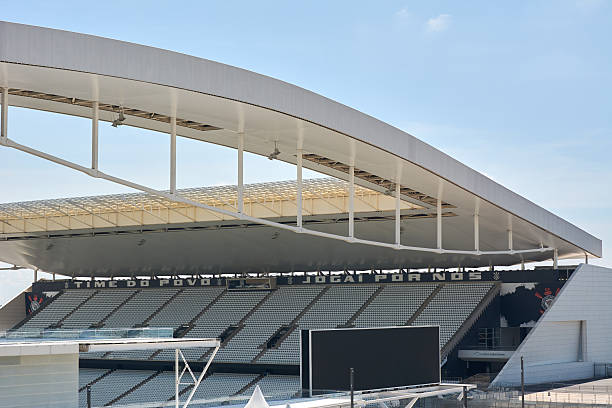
left=240, top=375, right=301, bottom=400
left=81, top=369, right=153, bottom=407
left=85, top=369, right=301, bottom=408
left=110, top=371, right=175, bottom=406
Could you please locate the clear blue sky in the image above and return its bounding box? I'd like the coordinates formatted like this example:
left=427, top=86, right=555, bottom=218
left=1, top=1, right=611, bottom=303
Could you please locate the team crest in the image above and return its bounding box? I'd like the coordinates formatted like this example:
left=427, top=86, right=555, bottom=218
left=26, top=293, right=47, bottom=314
left=534, top=287, right=560, bottom=314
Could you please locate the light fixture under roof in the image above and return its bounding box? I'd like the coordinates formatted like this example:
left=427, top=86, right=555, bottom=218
left=111, top=107, right=126, bottom=127
left=268, top=141, right=280, bottom=160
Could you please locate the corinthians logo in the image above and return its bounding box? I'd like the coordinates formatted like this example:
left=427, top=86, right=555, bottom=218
left=534, top=287, right=560, bottom=314
left=26, top=293, right=46, bottom=314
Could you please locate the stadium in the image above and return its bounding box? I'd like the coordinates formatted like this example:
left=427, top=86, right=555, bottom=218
left=0, top=20, right=610, bottom=408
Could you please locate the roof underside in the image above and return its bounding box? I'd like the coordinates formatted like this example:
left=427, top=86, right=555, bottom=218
left=0, top=21, right=602, bottom=276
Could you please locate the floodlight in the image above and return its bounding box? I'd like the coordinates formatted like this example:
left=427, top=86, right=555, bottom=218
left=268, top=141, right=280, bottom=160
left=112, top=108, right=126, bottom=127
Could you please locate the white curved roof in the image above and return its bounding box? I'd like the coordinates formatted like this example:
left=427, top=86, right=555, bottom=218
left=0, top=21, right=602, bottom=275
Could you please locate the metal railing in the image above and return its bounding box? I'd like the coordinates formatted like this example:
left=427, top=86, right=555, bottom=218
left=0, top=327, right=174, bottom=342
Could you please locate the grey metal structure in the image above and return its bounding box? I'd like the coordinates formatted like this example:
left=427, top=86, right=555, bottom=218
left=0, top=21, right=602, bottom=277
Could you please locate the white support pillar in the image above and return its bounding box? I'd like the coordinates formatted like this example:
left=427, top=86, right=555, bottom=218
left=33, top=269, right=38, bottom=282
left=349, top=165, right=355, bottom=239
left=170, top=116, right=177, bottom=194
left=237, top=133, right=244, bottom=214
left=507, top=214, right=513, bottom=251
left=91, top=101, right=99, bottom=170
left=296, top=149, right=303, bottom=228
left=553, top=248, right=558, bottom=269
left=437, top=180, right=443, bottom=251
left=175, top=348, right=179, bottom=408
left=395, top=182, right=401, bottom=245
left=474, top=198, right=480, bottom=252
left=436, top=199, right=442, bottom=250
left=1, top=87, right=7, bottom=142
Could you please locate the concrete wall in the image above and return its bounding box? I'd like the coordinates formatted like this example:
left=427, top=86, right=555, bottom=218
left=0, top=353, right=78, bottom=408
left=0, top=287, right=28, bottom=331
left=491, top=264, right=612, bottom=387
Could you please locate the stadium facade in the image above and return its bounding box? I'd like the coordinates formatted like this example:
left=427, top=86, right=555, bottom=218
left=0, top=21, right=610, bottom=407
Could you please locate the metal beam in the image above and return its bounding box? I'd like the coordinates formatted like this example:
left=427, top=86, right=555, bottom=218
left=92, top=101, right=99, bottom=170
left=182, top=345, right=219, bottom=407
left=175, top=348, right=179, bottom=408
left=437, top=181, right=443, bottom=251
left=170, top=116, right=177, bottom=194
left=437, top=200, right=442, bottom=251
left=395, top=182, right=401, bottom=246
left=297, top=149, right=303, bottom=228
left=508, top=214, right=513, bottom=251
left=474, top=198, right=480, bottom=252
left=237, top=133, right=244, bottom=214
left=349, top=165, right=355, bottom=239
left=1, top=88, right=7, bottom=142
left=2, top=136, right=554, bottom=257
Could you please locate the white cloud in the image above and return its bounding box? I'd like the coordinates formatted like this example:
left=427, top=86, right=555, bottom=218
left=426, top=14, right=452, bottom=32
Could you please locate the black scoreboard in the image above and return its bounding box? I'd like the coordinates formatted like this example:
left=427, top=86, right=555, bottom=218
left=301, top=326, right=440, bottom=395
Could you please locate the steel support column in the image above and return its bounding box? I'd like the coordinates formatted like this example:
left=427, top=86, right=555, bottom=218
left=182, top=346, right=220, bottom=407
left=508, top=214, right=513, bottom=251
left=474, top=199, right=480, bottom=252
left=170, top=116, right=177, bottom=194
left=437, top=198, right=442, bottom=251
left=175, top=348, right=179, bottom=408
left=553, top=248, right=558, bottom=269
left=349, top=165, right=355, bottom=239
left=92, top=101, right=99, bottom=170
left=437, top=181, right=443, bottom=251
left=297, top=149, right=303, bottom=228
left=1, top=88, right=7, bottom=142
left=237, top=133, right=244, bottom=214
left=395, top=182, right=401, bottom=246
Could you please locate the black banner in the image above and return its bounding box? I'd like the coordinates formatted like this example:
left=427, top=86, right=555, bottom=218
left=25, top=292, right=48, bottom=315
left=31, top=269, right=569, bottom=293
left=500, top=282, right=564, bottom=327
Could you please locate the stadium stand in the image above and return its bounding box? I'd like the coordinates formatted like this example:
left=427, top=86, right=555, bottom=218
left=154, top=289, right=267, bottom=361
left=83, top=369, right=153, bottom=407
left=18, top=289, right=97, bottom=330
left=148, top=287, right=226, bottom=328
left=353, top=283, right=437, bottom=327
left=214, top=286, right=324, bottom=363
left=239, top=374, right=301, bottom=399
left=16, top=280, right=498, bottom=407
left=108, top=370, right=176, bottom=406
left=258, top=284, right=378, bottom=364
left=412, top=283, right=494, bottom=347
left=61, top=289, right=136, bottom=329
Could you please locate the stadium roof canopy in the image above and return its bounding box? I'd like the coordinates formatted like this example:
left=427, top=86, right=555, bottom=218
left=0, top=21, right=602, bottom=277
